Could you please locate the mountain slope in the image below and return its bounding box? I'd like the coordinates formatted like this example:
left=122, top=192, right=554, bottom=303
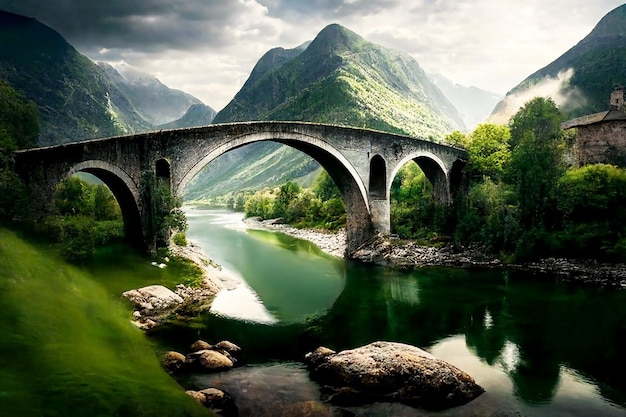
left=0, top=11, right=154, bottom=145
left=158, top=103, right=216, bottom=129
left=215, top=24, right=463, bottom=137
left=98, top=62, right=208, bottom=126
left=491, top=4, right=626, bottom=123
left=187, top=24, right=463, bottom=202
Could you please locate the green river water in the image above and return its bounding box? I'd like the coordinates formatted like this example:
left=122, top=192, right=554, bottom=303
left=3, top=205, right=626, bottom=416
left=150, top=207, right=626, bottom=416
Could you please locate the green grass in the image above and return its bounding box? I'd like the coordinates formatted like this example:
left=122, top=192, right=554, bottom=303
left=0, top=227, right=211, bottom=417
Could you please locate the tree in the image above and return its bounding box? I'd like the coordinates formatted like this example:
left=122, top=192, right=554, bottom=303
left=466, top=123, right=511, bottom=182
left=445, top=130, right=469, bottom=148
left=273, top=181, right=301, bottom=219
left=506, top=97, right=565, bottom=231
left=0, top=82, right=39, bottom=221
left=313, top=170, right=341, bottom=201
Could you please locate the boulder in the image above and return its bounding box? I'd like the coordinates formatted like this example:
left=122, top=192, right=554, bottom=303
left=186, top=388, right=237, bottom=416
left=122, top=285, right=183, bottom=312
left=215, top=340, right=241, bottom=355
left=162, top=351, right=187, bottom=374
left=190, top=339, right=213, bottom=352
left=304, top=341, right=484, bottom=410
left=193, top=349, right=234, bottom=371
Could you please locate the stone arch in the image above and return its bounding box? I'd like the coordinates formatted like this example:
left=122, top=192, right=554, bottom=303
left=390, top=152, right=451, bottom=203
left=369, top=154, right=387, bottom=199
left=176, top=131, right=371, bottom=254
left=68, top=160, right=143, bottom=245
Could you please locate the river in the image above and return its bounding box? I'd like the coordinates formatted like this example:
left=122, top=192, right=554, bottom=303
left=149, top=207, right=626, bottom=416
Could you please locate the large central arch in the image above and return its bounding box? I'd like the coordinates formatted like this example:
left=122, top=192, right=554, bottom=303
left=176, top=131, right=371, bottom=254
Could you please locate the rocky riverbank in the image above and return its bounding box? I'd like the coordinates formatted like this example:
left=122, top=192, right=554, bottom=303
left=122, top=242, right=242, bottom=329
left=244, top=218, right=626, bottom=289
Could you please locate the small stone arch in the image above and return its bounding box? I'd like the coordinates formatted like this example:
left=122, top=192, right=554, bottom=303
left=69, top=160, right=144, bottom=245
left=390, top=152, right=451, bottom=203
left=369, top=154, right=387, bottom=199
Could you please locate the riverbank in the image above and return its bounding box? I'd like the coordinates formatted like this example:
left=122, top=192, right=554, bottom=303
left=244, top=217, right=347, bottom=257
left=243, top=218, right=626, bottom=289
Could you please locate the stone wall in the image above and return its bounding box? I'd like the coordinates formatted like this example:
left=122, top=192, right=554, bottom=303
left=576, top=121, right=626, bottom=167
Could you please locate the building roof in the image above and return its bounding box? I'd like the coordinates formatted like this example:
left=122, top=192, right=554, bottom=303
left=561, top=109, right=626, bottom=129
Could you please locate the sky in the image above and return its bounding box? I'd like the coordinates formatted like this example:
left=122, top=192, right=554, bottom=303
left=0, top=0, right=624, bottom=112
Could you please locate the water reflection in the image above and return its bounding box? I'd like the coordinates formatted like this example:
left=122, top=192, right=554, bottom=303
left=171, top=208, right=626, bottom=415
left=309, top=265, right=626, bottom=413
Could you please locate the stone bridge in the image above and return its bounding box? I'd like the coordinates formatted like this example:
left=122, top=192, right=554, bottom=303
left=14, top=121, right=467, bottom=255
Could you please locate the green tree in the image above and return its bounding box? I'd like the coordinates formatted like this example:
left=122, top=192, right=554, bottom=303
left=554, top=164, right=626, bottom=260
left=0, top=82, right=39, bottom=221
left=466, top=123, right=511, bottom=182
left=313, top=170, right=341, bottom=201
left=0, top=80, right=39, bottom=152
left=445, top=130, right=469, bottom=148
left=273, top=181, right=301, bottom=219
left=507, top=97, right=565, bottom=232
left=54, top=176, right=93, bottom=216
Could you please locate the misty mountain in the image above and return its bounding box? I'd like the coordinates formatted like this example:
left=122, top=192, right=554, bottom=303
left=491, top=4, right=626, bottom=123
left=158, top=103, right=216, bottom=129
left=98, top=62, right=208, bottom=126
left=186, top=23, right=464, bottom=202
left=428, top=73, right=503, bottom=130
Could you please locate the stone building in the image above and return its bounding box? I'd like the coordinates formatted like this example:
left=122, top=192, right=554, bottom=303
left=562, top=88, right=626, bottom=167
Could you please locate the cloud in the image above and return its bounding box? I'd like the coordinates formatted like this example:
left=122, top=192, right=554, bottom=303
left=488, top=68, right=587, bottom=124
left=0, top=0, right=623, bottom=110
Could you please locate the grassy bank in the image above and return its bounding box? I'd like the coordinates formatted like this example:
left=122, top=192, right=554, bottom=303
left=0, top=227, right=210, bottom=417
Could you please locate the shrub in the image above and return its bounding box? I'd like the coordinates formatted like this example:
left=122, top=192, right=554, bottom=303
left=172, top=232, right=187, bottom=247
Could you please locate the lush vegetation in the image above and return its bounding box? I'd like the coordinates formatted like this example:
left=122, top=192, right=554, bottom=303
left=393, top=96, right=626, bottom=262
left=237, top=170, right=346, bottom=230
left=0, top=80, right=38, bottom=221
left=39, top=176, right=125, bottom=261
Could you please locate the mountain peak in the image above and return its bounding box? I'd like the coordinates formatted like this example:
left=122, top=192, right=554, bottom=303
left=308, top=23, right=365, bottom=55
left=587, top=4, right=626, bottom=39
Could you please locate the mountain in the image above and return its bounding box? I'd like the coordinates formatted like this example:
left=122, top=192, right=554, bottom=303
left=0, top=11, right=153, bottom=145
left=490, top=4, right=626, bottom=123
left=98, top=62, right=208, bottom=126
left=215, top=24, right=463, bottom=136
left=0, top=10, right=212, bottom=146
left=158, top=103, right=216, bottom=129
left=428, top=73, right=503, bottom=130
left=186, top=24, right=464, bottom=203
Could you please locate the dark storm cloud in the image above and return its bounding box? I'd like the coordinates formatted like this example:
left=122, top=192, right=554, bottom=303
left=0, top=0, right=250, bottom=54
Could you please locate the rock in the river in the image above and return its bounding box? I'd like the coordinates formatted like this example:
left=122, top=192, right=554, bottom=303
left=186, top=388, right=238, bottom=416
left=190, top=339, right=213, bottom=352
left=304, top=341, right=484, bottom=410
left=215, top=340, right=241, bottom=355
left=191, top=349, right=234, bottom=371
left=122, top=285, right=183, bottom=312
left=162, top=351, right=187, bottom=374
